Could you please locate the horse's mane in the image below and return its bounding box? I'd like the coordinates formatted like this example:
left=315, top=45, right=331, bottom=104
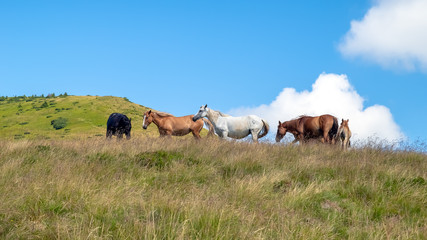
left=286, top=115, right=310, bottom=122
left=154, top=111, right=175, bottom=117
left=297, top=115, right=311, bottom=119
left=212, top=109, right=231, bottom=117
left=282, top=115, right=312, bottom=127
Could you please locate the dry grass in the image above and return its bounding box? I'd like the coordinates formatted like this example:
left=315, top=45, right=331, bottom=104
left=0, top=138, right=426, bottom=239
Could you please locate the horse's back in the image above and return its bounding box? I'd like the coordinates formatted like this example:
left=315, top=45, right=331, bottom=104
left=107, top=113, right=130, bottom=129
left=222, top=116, right=252, bottom=139
left=222, top=115, right=263, bottom=127
left=214, top=115, right=263, bottom=139
left=169, top=115, right=194, bottom=123
left=168, top=115, right=203, bottom=132
left=301, top=116, right=320, bottom=131
left=301, top=114, right=337, bottom=135
left=319, top=114, right=335, bottom=123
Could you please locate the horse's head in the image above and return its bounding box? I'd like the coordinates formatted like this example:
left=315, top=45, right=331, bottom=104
left=341, top=119, right=349, bottom=128
left=142, top=110, right=153, bottom=129
left=275, top=121, right=288, bottom=142
left=192, top=104, right=208, bottom=122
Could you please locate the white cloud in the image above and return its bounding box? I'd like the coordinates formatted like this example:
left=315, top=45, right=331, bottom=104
left=339, top=0, right=427, bottom=72
left=229, top=73, right=404, bottom=142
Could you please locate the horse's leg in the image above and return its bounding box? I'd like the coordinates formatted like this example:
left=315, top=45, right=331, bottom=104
left=106, top=130, right=112, bottom=139
left=160, top=133, right=172, bottom=139
left=165, top=130, right=173, bottom=138
left=222, top=132, right=229, bottom=140
left=302, top=138, right=308, bottom=145
left=192, top=130, right=201, bottom=140
left=322, top=129, right=330, bottom=144
left=117, top=131, right=123, bottom=140
left=290, top=133, right=299, bottom=144
left=344, top=137, right=350, bottom=150
left=297, top=134, right=305, bottom=145
left=250, top=129, right=259, bottom=143
left=158, top=129, right=166, bottom=138
left=219, top=131, right=233, bottom=141
left=191, top=123, right=203, bottom=140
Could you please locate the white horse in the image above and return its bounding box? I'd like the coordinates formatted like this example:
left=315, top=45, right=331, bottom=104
left=192, top=105, right=269, bottom=142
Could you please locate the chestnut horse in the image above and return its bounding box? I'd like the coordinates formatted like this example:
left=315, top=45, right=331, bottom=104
left=142, top=110, right=214, bottom=139
left=337, top=119, right=351, bottom=150
left=276, top=114, right=338, bottom=144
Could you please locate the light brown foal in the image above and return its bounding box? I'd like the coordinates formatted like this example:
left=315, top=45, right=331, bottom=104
left=337, top=119, right=351, bottom=150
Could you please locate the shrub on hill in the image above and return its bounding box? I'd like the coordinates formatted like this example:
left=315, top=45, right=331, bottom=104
left=40, top=101, right=49, bottom=108
left=50, top=117, right=68, bottom=130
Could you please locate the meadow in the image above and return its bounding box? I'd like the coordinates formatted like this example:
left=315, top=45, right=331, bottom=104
left=0, top=138, right=425, bottom=239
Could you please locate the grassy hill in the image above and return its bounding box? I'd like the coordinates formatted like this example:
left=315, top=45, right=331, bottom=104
left=0, top=95, right=195, bottom=140
left=0, top=138, right=425, bottom=239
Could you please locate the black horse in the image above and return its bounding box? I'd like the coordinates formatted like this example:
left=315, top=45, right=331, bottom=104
left=106, top=113, right=132, bottom=140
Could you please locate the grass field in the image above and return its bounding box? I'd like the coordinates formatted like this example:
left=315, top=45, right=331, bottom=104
left=0, top=138, right=425, bottom=239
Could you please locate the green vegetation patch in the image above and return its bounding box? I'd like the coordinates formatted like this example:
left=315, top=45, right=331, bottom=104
left=220, top=160, right=264, bottom=179
left=135, top=151, right=184, bottom=170
left=50, top=117, right=68, bottom=130
left=14, top=134, right=24, bottom=140
left=88, top=152, right=116, bottom=164
left=36, top=145, right=51, bottom=152
left=40, top=101, right=49, bottom=108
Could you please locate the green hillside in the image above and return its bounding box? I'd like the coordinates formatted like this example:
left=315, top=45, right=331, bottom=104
left=0, top=95, right=164, bottom=139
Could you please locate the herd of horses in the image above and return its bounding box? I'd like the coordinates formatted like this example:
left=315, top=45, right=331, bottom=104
left=106, top=104, right=352, bottom=149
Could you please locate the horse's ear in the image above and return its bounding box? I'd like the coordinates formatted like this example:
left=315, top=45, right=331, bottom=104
left=204, top=104, right=207, bottom=108
left=278, top=121, right=281, bottom=125
left=347, top=119, right=349, bottom=122
left=148, top=110, right=151, bottom=114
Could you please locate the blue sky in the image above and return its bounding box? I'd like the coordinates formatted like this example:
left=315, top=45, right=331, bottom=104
left=1, top=1, right=426, bottom=142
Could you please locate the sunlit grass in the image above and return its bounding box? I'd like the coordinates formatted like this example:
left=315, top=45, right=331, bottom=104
left=0, top=138, right=425, bottom=239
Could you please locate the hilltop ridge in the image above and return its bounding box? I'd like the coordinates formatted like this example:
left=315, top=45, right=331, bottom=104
left=0, top=95, right=160, bottom=139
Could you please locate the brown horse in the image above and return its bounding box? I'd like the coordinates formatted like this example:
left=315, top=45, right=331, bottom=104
left=142, top=110, right=214, bottom=139
left=276, top=114, right=338, bottom=144
left=337, top=119, right=351, bottom=150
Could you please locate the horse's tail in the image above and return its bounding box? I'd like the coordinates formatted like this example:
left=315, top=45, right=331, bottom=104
left=330, top=117, right=339, bottom=141
left=337, top=127, right=343, bottom=140
left=202, top=118, right=215, bottom=137
left=258, top=120, right=270, bottom=139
